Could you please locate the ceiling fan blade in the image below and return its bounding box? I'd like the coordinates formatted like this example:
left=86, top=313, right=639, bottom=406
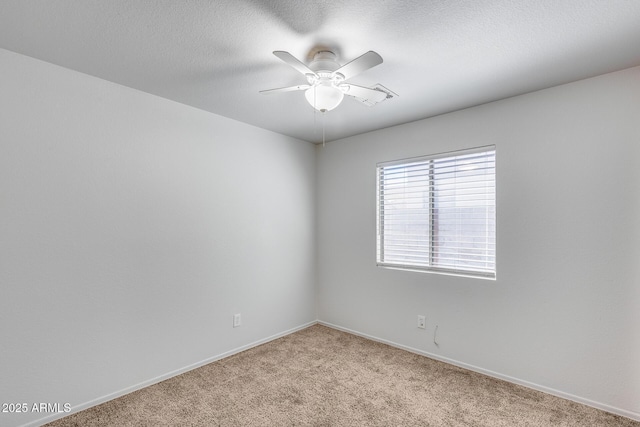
left=259, top=84, right=311, bottom=94
left=273, top=51, right=317, bottom=76
left=333, top=51, right=383, bottom=80
left=341, top=84, right=388, bottom=103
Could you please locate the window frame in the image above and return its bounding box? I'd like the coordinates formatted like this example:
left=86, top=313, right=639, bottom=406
left=376, top=146, right=496, bottom=280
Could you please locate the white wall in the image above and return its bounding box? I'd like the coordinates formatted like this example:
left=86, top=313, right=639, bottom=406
left=317, top=67, right=640, bottom=419
left=0, top=49, right=316, bottom=427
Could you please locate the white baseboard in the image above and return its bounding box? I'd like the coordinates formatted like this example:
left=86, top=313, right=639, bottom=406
left=24, top=320, right=318, bottom=427
left=318, top=320, right=640, bottom=423
left=24, top=319, right=639, bottom=425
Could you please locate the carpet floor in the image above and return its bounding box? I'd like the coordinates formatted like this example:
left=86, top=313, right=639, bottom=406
left=45, top=324, right=638, bottom=426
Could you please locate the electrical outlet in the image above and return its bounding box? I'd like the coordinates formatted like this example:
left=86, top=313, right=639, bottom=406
left=233, top=313, right=241, bottom=328
left=417, top=315, right=426, bottom=329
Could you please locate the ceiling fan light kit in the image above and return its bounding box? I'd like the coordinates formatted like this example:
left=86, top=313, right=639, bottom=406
left=260, top=49, right=394, bottom=113
left=305, top=85, right=344, bottom=112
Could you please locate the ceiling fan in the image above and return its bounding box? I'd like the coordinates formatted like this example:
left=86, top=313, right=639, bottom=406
left=260, top=49, right=392, bottom=112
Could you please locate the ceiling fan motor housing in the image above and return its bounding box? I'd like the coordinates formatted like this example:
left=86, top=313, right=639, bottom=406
left=308, top=51, right=341, bottom=73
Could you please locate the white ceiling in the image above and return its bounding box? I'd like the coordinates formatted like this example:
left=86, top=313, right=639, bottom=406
left=2, top=0, right=640, bottom=143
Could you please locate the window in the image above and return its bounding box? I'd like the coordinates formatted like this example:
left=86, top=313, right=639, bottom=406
left=376, top=146, right=496, bottom=279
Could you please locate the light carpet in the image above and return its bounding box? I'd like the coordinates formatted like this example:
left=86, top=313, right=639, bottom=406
left=45, top=324, right=638, bottom=426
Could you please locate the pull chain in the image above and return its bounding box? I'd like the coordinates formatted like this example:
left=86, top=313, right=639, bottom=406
left=311, top=85, right=326, bottom=147
left=322, top=111, right=325, bottom=147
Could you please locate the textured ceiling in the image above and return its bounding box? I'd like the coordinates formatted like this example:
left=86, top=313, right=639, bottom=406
left=1, top=0, right=640, bottom=143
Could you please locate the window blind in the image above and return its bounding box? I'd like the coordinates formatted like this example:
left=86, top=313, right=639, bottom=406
left=376, top=146, right=496, bottom=279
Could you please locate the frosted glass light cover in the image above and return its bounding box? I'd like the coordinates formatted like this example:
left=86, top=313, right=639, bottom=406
left=305, top=85, right=344, bottom=112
